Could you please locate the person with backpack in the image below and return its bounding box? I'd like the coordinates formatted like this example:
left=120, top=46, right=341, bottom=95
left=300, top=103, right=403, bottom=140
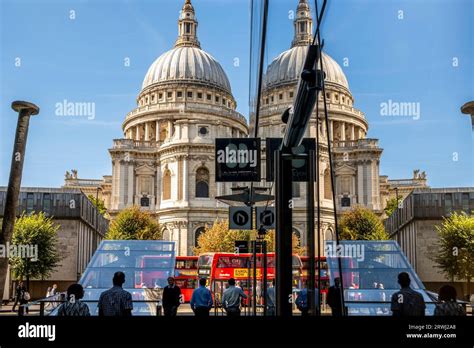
left=434, top=285, right=466, bottom=316
left=391, top=272, right=426, bottom=316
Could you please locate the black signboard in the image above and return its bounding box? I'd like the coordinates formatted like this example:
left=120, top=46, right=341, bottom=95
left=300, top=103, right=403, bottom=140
left=266, top=138, right=316, bottom=182
left=234, top=240, right=249, bottom=254
left=215, top=138, right=261, bottom=182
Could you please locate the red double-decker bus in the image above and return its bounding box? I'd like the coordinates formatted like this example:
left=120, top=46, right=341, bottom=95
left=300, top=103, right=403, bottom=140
left=197, top=252, right=303, bottom=305
left=300, top=256, right=330, bottom=295
left=174, top=256, right=198, bottom=302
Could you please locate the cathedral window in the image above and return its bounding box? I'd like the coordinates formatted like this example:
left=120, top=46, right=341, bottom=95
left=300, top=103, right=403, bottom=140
left=222, top=98, right=226, bottom=105
left=159, top=92, right=163, bottom=100
left=187, top=91, right=193, bottom=98
left=198, top=126, right=209, bottom=137
left=163, top=169, right=171, bottom=200
left=167, top=91, right=172, bottom=99
left=265, top=98, right=269, bottom=105
left=195, top=167, right=210, bottom=198
left=270, top=96, right=274, bottom=103
left=207, top=94, right=212, bottom=101
left=177, top=91, right=183, bottom=98
left=215, top=96, right=220, bottom=103
left=185, top=22, right=191, bottom=34
left=197, top=92, right=203, bottom=99
left=279, top=93, right=283, bottom=100
left=289, top=91, right=294, bottom=98
left=195, top=227, right=206, bottom=247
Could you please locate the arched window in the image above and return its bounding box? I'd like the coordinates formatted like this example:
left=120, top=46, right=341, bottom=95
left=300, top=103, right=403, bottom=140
left=195, top=167, right=209, bottom=198
left=292, top=228, right=301, bottom=240
left=195, top=227, right=206, bottom=247
left=163, top=169, right=171, bottom=200
left=324, top=169, right=332, bottom=200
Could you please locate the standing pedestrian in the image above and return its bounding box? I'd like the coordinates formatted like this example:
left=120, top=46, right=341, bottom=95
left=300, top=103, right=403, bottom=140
left=390, top=272, right=426, bottom=316
left=57, top=284, right=90, bottom=316
left=190, top=278, right=213, bottom=317
left=434, top=285, right=465, bottom=316
left=266, top=279, right=276, bottom=316
left=162, top=277, right=181, bottom=316
left=98, top=271, right=133, bottom=316
left=327, top=277, right=343, bottom=316
left=222, top=278, right=247, bottom=317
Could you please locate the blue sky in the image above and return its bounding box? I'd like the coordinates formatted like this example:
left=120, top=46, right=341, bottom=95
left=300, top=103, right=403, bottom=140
left=1, top=0, right=472, bottom=188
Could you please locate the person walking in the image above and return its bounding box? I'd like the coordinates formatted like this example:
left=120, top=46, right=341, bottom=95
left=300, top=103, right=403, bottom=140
left=57, top=284, right=90, bottom=316
left=390, top=272, right=426, bottom=316
left=98, top=271, right=133, bottom=316
left=190, top=278, right=213, bottom=317
left=162, top=277, right=182, bottom=316
left=327, top=277, right=343, bottom=316
left=12, top=281, right=28, bottom=313
left=434, top=285, right=466, bottom=316
left=266, top=279, right=276, bottom=316
left=222, top=278, right=247, bottom=317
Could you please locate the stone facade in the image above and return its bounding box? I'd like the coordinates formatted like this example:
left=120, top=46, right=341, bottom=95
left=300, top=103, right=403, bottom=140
left=0, top=187, right=108, bottom=299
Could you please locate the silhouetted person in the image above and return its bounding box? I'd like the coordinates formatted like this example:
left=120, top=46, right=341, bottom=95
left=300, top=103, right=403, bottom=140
left=163, top=276, right=181, bottom=316
left=222, top=278, right=247, bottom=317
left=190, top=278, right=213, bottom=317
left=98, top=271, right=133, bottom=316
left=391, top=272, right=425, bottom=316
left=57, top=284, right=90, bottom=316
left=434, top=285, right=465, bottom=316
left=327, top=277, right=343, bottom=316
left=12, top=281, right=28, bottom=313
left=266, top=279, right=276, bottom=316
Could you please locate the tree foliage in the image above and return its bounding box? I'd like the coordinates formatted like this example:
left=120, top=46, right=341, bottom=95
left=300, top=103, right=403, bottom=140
left=384, top=197, right=402, bottom=217
left=338, top=206, right=389, bottom=240
left=432, top=212, right=474, bottom=296
left=106, top=206, right=162, bottom=240
left=9, top=212, right=62, bottom=281
left=193, top=219, right=305, bottom=255
left=88, top=194, right=107, bottom=216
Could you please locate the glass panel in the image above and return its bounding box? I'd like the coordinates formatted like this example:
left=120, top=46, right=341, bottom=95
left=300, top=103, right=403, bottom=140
left=51, top=240, right=176, bottom=316
left=325, top=241, right=436, bottom=316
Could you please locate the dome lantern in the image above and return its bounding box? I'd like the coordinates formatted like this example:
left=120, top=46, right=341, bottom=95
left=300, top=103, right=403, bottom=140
left=292, top=0, right=313, bottom=48
left=175, top=0, right=200, bottom=48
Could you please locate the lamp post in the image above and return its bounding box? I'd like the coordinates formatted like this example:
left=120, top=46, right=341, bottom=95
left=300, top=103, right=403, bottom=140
left=0, top=101, right=39, bottom=303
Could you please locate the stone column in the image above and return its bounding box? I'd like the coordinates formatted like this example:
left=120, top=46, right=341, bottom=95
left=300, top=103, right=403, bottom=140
left=329, top=120, right=333, bottom=142
left=351, top=124, right=355, bottom=140
left=357, top=164, right=364, bottom=205
left=155, top=120, right=160, bottom=141
left=183, top=155, right=188, bottom=203
left=127, top=162, right=134, bottom=205
left=135, top=125, right=140, bottom=141
left=144, top=122, right=149, bottom=141
left=340, top=122, right=345, bottom=141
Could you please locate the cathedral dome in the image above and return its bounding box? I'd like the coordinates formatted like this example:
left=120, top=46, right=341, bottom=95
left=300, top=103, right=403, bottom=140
left=265, top=46, right=349, bottom=90
left=142, top=46, right=231, bottom=93
left=263, top=0, right=349, bottom=91
left=141, top=0, right=231, bottom=95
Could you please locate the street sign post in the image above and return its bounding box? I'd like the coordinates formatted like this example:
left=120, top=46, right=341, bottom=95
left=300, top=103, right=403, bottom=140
left=215, top=138, right=261, bottom=182
left=256, top=206, right=275, bottom=229
left=229, top=206, right=253, bottom=230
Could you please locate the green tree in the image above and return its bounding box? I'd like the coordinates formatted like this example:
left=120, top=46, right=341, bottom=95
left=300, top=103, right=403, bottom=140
left=338, top=206, right=389, bottom=240
left=384, top=197, right=402, bottom=217
left=9, top=212, right=62, bottom=285
left=193, top=220, right=305, bottom=255
left=106, top=206, right=162, bottom=240
left=432, top=212, right=474, bottom=298
left=88, top=194, right=107, bottom=216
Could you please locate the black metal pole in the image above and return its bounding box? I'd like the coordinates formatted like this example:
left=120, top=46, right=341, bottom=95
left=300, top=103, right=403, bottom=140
left=307, top=150, right=316, bottom=316
left=252, top=240, right=257, bottom=316
left=275, top=150, right=293, bottom=317
left=315, top=89, right=322, bottom=317
left=262, top=240, right=267, bottom=316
